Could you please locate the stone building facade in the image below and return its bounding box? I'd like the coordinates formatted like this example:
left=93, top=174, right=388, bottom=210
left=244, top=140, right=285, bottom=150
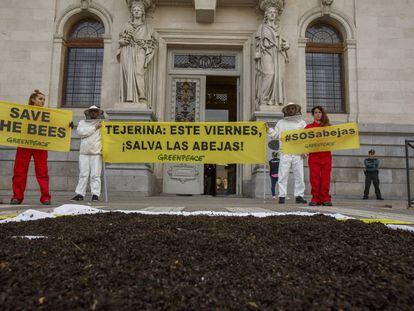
left=0, top=0, right=413, bottom=199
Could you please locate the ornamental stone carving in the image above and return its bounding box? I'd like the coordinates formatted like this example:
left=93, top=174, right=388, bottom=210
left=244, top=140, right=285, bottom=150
left=80, top=0, right=91, bottom=10
left=255, top=0, right=289, bottom=108
left=321, top=0, right=334, bottom=14
left=118, top=0, right=158, bottom=107
left=321, top=0, right=334, bottom=6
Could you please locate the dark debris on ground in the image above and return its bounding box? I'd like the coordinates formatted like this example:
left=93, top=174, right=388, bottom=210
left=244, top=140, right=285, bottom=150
left=1, top=213, right=414, bottom=310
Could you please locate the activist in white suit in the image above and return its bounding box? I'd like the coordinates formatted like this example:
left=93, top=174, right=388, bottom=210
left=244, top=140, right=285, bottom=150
left=268, top=103, right=307, bottom=204
left=71, top=106, right=104, bottom=202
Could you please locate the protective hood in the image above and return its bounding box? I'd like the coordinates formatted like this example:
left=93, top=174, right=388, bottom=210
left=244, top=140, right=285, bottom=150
left=84, top=105, right=105, bottom=119
left=282, top=103, right=302, bottom=117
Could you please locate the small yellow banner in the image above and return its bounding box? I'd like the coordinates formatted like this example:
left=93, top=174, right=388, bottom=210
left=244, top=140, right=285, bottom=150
left=281, top=122, right=360, bottom=154
left=101, top=122, right=266, bottom=164
left=359, top=219, right=413, bottom=225
left=0, top=101, right=72, bottom=152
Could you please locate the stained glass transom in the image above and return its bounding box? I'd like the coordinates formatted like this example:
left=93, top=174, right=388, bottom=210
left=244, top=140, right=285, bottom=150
left=306, top=24, right=342, bottom=44
left=70, top=19, right=104, bottom=39
left=174, top=54, right=236, bottom=70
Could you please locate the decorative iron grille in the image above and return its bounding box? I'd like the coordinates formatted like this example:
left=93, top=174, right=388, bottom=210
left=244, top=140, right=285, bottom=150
left=175, top=81, right=197, bottom=122
left=174, top=54, right=236, bottom=70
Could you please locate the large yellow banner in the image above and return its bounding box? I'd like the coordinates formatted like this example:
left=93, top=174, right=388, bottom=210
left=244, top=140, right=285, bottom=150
left=0, top=101, right=72, bottom=152
left=281, top=122, right=360, bottom=154
left=102, top=122, right=266, bottom=164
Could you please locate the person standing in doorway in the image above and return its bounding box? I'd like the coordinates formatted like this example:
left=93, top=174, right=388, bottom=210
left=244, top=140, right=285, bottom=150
left=269, top=152, right=280, bottom=199
left=10, top=90, right=51, bottom=205
left=204, top=164, right=216, bottom=197
left=363, top=149, right=384, bottom=200
left=306, top=106, right=333, bottom=206
left=71, top=106, right=104, bottom=202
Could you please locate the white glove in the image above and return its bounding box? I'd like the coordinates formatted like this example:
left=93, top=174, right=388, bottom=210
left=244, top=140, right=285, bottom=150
left=268, top=127, right=279, bottom=139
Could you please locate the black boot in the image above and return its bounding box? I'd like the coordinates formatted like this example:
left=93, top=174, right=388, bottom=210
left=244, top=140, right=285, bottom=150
left=296, top=196, right=307, bottom=204
left=71, top=194, right=84, bottom=201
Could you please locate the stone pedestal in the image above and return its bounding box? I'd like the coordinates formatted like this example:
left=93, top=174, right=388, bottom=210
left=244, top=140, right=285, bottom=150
left=104, top=107, right=157, bottom=196
left=106, top=105, right=155, bottom=121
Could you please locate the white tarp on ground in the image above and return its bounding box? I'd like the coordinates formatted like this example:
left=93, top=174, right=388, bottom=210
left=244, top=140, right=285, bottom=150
left=2, top=209, right=54, bottom=223
left=0, top=205, right=413, bottom=233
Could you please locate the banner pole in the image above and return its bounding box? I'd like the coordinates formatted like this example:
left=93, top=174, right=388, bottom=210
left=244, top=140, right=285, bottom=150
left=103, top=161, right=108, bottom=203
left=263, top=163, right=266, bottom=202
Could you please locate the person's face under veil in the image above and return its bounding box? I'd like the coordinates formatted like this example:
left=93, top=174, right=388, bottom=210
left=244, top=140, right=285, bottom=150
left=286, top=105, right=297, bottom=116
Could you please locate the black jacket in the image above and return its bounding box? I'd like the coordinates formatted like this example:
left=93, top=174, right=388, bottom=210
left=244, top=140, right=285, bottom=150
left=269, top=158, right=280, bottom=176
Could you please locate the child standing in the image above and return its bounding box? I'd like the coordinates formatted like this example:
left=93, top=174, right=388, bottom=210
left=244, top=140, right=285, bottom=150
left=363, top=149, right=384, bottom=200
left=71, top=105, right=104, bottom=202
left=269, top=152, right=280, bottom=199
left=10, top=90, right=51, bottom=205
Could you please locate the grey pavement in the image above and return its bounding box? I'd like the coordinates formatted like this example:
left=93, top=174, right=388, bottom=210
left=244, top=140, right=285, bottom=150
left=1, top=194, right=414, bottom=224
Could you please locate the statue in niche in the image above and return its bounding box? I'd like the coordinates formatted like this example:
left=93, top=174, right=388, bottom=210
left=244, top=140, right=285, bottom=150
left=255, top=1, right=289, bottom=107
left=118, top=0, right=157, bottom=107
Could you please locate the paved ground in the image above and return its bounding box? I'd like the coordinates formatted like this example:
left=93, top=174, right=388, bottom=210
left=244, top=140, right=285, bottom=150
left=1, top=194, right=413, bottom=224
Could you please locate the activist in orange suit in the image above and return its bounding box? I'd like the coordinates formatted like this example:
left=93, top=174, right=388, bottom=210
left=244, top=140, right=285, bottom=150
left=10, top=90, right=51, bottom=205
left=306, top=106, right=333, bottom=206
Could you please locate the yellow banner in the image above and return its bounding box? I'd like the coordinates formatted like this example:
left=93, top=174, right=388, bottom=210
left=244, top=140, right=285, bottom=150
left=281, top=122, right=360, bottom=154
left=0, top=101, right=72, bottom=152
left=102, top=122, right=266, bottom=164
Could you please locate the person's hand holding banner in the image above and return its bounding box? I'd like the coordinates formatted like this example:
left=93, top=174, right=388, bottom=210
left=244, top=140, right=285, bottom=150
left=0, top=102, right=73, bottom=152
left=280, top=122, right=360, bottom=154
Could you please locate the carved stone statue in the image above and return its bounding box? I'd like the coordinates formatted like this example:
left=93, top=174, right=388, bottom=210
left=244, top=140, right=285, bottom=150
left=118, top=0, right=157, bottom=107
left=255, top=0, right=289, bottom=107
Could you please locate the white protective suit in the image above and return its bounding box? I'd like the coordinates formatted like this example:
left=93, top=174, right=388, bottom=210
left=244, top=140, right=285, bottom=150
left=75, top=118, right=102, bottom=197
left=269, top=114, right=306, bottom=198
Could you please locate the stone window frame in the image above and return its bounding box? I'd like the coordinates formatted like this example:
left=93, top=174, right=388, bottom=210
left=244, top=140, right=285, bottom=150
left=50, top=4, right=112, bottom=109
left=298, top=7, right=357, bottom=121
